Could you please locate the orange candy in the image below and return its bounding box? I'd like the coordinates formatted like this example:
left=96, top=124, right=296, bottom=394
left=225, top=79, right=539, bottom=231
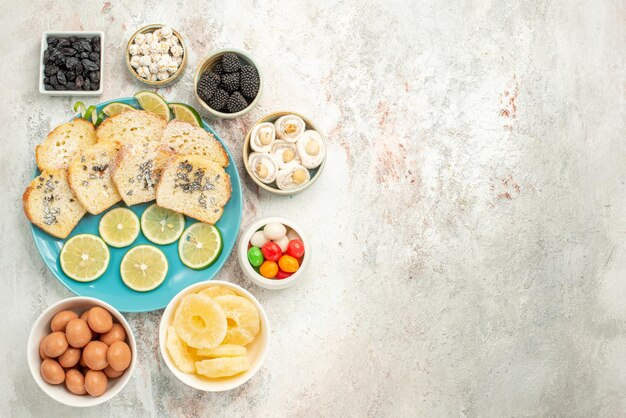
left=259, top=261, right=278, bottom=278
left=278, top=255, right=299, bottom=273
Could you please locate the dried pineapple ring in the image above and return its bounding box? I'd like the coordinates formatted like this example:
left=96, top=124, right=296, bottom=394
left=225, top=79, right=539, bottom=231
left=166, top=326, right=197, bottom=374
left=195, top=356, right=250, bottom=378
left=197, top=286, right=236, bottom=299
left=213, top=295, right=260, bottom=346
left=196, top=344, right=247, bottom=358
left=173, top=294, right=227, bottom=349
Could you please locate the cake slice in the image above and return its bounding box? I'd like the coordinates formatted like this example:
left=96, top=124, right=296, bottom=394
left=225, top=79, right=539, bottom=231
left=23, top=169, right=86, bottom=239
left=110, top=140, right=175, bottom=206
left=156, top=154, right=231, bottom=224
left=67, top=143, right=121, bottom=214
left=96, top=110, right=166, bottom=146
left=35, top=119, right=97, bottom=171
left=161, top=120, right=229, bottom=167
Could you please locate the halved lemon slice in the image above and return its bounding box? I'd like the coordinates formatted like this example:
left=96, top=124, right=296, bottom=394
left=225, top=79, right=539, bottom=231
left=178, top=223, right=222, bottom=269
left=120, top=245, right=168, bottom=292
left=140, top=204, right=185, bottom=245
left=60, top=234, right=110, bottom=282
left=134, top=91, right=170, bottom=120
left=98, top=208, right=140, bottom=248
left=102, top=102, right=136, bottom=117
left=169, top=103, right=202, bottom=127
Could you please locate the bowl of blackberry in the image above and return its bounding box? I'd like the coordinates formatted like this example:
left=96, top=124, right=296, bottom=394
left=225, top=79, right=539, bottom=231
left=194, top=49, right=262, bottom=119
left=40, top=31, right=104, bottom=96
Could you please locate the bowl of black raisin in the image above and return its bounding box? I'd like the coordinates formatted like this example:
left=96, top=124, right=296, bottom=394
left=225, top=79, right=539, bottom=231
left=40, top=31, right=104, bottom=96
left=194, top=49, right=262, bottom=119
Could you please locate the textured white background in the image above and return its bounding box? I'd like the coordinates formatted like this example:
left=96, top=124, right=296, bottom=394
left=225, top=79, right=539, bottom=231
left=1, top=0, right=625, bottom=416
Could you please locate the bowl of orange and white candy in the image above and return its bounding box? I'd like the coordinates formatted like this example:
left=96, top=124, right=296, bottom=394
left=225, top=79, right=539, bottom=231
left=159, top=281, right=269, bottom=391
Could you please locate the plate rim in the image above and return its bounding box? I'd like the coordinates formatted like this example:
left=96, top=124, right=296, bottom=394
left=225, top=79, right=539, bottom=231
left=29, top=96, right=243, bottom=312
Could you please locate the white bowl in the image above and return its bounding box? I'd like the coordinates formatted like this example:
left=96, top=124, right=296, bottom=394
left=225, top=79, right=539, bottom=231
left=159, top=281, right=270, bottom=391
left=27, top=297, right=137, bottom=407
left=238, top=217, right=310, bottom=290
left=39, top=31, right=105, bottom=96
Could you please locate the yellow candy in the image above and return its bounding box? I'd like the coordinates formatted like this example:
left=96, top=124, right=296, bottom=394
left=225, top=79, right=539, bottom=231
left=278, top=255, right=299, bottom=273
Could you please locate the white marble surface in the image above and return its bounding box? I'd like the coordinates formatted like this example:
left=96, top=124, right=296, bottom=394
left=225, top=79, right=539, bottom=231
left=1, top=0, right=626, bottom=416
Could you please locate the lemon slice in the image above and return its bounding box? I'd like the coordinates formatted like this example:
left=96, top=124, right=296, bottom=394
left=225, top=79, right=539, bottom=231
left=140, top=204, right=185, bottom=245
left=178, top=223, right=222, bottom=270
left=60, top=234, right=110, bottom=282
left=169, top=103, right=202, bottom=127
left=98, top=208, right=140, bottom=248
left=134, top=91, right=170, bottom=120
left=120, top=245, right=168, bottom=292
left=102, top=102, right=136, bottom=117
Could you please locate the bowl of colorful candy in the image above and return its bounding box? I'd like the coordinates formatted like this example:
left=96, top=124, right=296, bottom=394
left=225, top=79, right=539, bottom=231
left=238, top=217, right=309, bottom=290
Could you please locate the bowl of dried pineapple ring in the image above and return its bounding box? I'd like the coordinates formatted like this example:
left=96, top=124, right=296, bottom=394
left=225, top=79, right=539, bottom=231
left=159, top=281, right=269, bottom=391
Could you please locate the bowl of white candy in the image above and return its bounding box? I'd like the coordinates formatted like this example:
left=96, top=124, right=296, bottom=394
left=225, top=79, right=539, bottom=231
left=126, top=24, right=187, bottom=86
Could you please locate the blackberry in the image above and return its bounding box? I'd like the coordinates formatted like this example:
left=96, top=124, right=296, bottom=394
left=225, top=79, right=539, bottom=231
left=207, top=88, right=229, bottom=111
left=212, top=61, right=224, bottom=74
left=239, top=65, right=260, bottom=99
left=221, top=53, right=240, bottom=73
left=197, top=72, right=221, bottom=102
left=220, top=72, right=240, bottom=93
left=226, top=92, right=248, bottom=113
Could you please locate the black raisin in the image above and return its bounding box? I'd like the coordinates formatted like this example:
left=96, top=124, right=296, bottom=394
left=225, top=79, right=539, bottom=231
left=47, top=36, right=59, bottom=46
left=56, top=71, right=66, bottom=85
left=61, top=47, right=77, bottom=56
left=83, top=78, right=91, bottom=90
left=65, top=57, right=79, bottom=70
left=66, top=81, right=77, bottom=90
left=89, top=52, right=100, bottom=62
left=89, top=71, right=99, bottom=83
left=49, top=49, right=63, bottom=62
left=80, top=51, right=89, bottom=59
left=65, top=71, right=75, bottom=80
left=44, top=64, right=58, bottom=76
left=82, top=59, right=98, bottom=71
left=75, top=75, right=84, bottom=88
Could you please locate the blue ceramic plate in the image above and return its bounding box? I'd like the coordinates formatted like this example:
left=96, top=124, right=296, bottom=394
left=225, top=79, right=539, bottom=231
left=30, top=97, right=243, bottom=312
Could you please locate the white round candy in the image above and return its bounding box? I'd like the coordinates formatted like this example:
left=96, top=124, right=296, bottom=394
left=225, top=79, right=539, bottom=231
left=263, top=223, right=286, bottom=240
left=139, top=55, right=152, bottom=66
left=286, top=228, right=301, bottom=241
left=128, top=44, right=140, bottom=56
left=139, top=43, right=151, bottom=56
left=159, top=41, right=170, bottom=54
left=130, top=55, right=141, bottom=69
left=160, top=26, right=173, bottom=38
left=133, top=33, right=145, bottom=45
left=250, top=231, right=269, bottom=248
left=274, top=235, right=289, bottom=252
